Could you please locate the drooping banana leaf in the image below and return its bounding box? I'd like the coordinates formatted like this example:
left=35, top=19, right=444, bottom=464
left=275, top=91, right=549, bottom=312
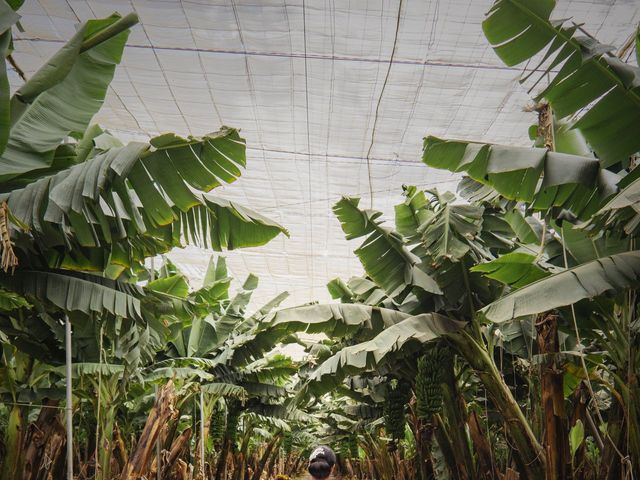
left=56, top=362, right=125, bottom=378
left=243, top=291, right=290, bottom=332
left=593, top=176, right=640, bottom=235
left=263, top=303, right=412, bottom=338
left=483, top=0, right=640, bottom=166
left=241, top=382, right=288, bottom=401
left=327, top=278, right=354, bottom=302
left=334, top=196, right=441, bottom=297
left=111, top=318, right=158, bottom=367
left=1, top=13, right=136, bottom=182
left=456, top=176, right=502, bottom=204
left=229, top=304, right=415, bottom=366
left=201, top=382, right=248, bottom=399
left=186, top=257, right=231, bottom=319
left=2, top=128, right=287, bottom=274
left=422, top=136, right=620, bottom=219
left=252, top=291, right=291, bottom=320
left=145, top=366, right=213, bottom=381
left=306, top=313, right=465, bottom=395
left=482, top=251, right=640, bottom=322
left=328, top=276, right=388, bottom=307
left=1, top=270, right=143, bottom=319
left=395, top=187, right=486, bottom=263
left=203, top=255, right=229, bottom=289
left=185, top=194, right=288, bottom=250
left=0, top=0, right=19, bottom=33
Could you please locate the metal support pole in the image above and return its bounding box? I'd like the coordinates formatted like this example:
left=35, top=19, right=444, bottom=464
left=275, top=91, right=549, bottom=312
left=155, top=384, right=161, bottom=480
left=152, top=259, right=161, bottom=480
left=65, top=315, right=73, bottom=480
left=199, top=389, right=205, bottom=479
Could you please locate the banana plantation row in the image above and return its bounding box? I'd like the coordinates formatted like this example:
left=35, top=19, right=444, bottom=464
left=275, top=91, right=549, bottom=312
left=1, top=0, right=639, bottom=479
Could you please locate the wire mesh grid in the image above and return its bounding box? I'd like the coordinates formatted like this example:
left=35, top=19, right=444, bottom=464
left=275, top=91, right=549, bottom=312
left=8, top=0, right=640, bottom=307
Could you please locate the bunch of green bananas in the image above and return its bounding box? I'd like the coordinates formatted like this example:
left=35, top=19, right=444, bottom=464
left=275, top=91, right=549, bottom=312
left=384, top=380, right=410, bottom=441
left=416, top=347, right=445, bottom=419
left=210, top=403, right=226, bottom=443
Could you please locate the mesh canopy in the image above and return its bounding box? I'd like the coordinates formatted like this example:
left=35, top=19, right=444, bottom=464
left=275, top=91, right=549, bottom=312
left=9, top=0, right=639, bottom=307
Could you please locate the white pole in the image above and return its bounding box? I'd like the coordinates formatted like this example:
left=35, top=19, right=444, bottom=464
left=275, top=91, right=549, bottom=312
left=199, top=389, right=205, bottom=479
left=155, top=384, right=161, bottom=480
left=151, top=258, right=161, bottom=480
left=65, top=315, right=73, bottom=480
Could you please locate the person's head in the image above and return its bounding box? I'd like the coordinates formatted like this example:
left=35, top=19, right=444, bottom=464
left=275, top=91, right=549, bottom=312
left=308, top=445, right=336, bottom=479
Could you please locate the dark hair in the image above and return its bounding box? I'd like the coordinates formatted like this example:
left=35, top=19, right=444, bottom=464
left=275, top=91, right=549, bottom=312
left=308, top=446, right=336, bottom=479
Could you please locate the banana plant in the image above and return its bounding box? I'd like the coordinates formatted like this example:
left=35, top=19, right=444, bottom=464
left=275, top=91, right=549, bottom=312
left=141, top=257, right=316, bottom=478
left=0, top=2, right=286, bottom=477
left=0, top=0, right=287, bottom=358
left=403, top=1, right=640, bottom=477
left=302, top=177, right=639, bottom=479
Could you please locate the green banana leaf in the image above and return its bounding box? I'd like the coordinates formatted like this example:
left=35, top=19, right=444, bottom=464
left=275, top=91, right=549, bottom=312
left=334, top=196, right=441, bottom=297
left=2, top=128, right=287, bottom=275
left=422, top=136, right=620, bottom=219
left=483, top=0, right=640, bottom=166
left=201, top=382, right=248, bottom=399
left=482, top=251, right=640, bottom=322
left=1, top=13, right=134, bottom=182
left=2, top=269, right=143, bottom=319
left=306, top=313, right=465, bottom=394
left=594, top=176, right=640, bottom=235
left=418, top=198, right=484, bottom=264
left=229, top=304, right=416, bottom=367
left=471, top=252, right=550, bottom=289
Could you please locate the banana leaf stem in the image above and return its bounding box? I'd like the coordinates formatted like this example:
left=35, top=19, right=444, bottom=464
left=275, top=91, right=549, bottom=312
left=80, top=13, right=139, bottom=53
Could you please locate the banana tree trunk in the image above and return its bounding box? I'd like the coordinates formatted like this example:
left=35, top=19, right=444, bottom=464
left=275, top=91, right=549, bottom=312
left=112, top=423, right=129, bottom=475
left=21, top=399, right=64, bottom=480
left=599, top=400, right=625, bottom=480
left=1, top=405, right=26, bottom=480
left=2, top=352, right=34, bottom=480
left=250, top=435, right=281, bottom=480
left=233, top=424, right=252, bottom=480
left=412, top=407, right=435, bottom=480
left=419, top=423, right=435, bottom=480
left=119, top=381, right=176, bottom=480
left=570, top=384, right=588, bottom=479
left=97, top=402, right=118, bottom=480
left=536, top=314, right=570, bottom=480
left=449, top=330, right=546, bottom=480
left=33, top=417, right=66, bottom=480
left=441, top=354, right=474, bottom=479
left=467, top=410, right=498, bottom=479
left=173, top=459, right=189, bottom=480
left=214, top=437, right=231, bottom=480
left=155, top=427, right=191, bottom=479
left=433, top=413, right=461, bottom=480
